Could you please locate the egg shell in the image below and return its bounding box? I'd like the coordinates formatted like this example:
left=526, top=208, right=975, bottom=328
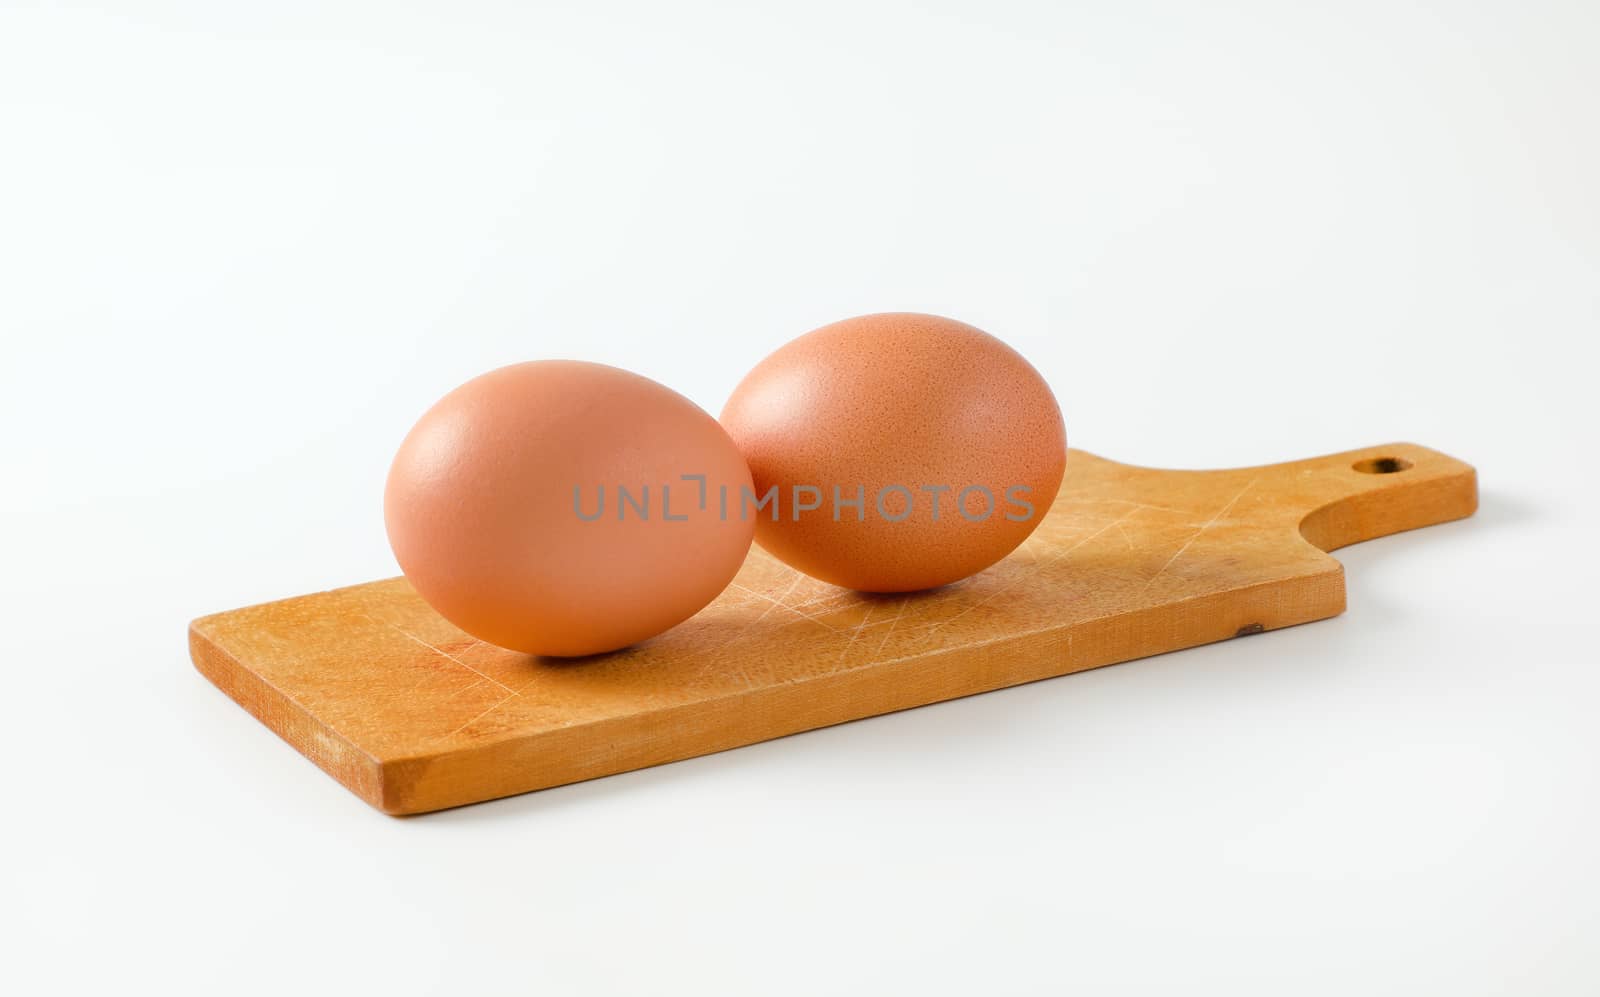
left=385, top=361, right=754, bottom=656
left=720, top=313, right=1066, bottom=591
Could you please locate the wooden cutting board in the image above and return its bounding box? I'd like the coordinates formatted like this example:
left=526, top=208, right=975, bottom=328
left=191, top=442, right=1476, bottom=815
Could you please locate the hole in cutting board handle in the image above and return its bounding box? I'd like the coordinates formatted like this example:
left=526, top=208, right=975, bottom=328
left=1352, top=456, right=1412, bottom=474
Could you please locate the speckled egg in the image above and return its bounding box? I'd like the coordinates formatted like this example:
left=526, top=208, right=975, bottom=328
left=720, top=313, right=1066, bottom=592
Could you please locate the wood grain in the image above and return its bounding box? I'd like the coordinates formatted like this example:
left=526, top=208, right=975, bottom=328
left=191, top=443, right=1476, bottom=815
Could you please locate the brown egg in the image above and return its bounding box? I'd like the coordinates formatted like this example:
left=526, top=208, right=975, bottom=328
left=720, top=313, right=1065, bottom=592
left=385, top=361, right=754, bottom=656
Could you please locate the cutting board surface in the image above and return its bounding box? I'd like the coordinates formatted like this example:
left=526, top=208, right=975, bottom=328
left=191, top=443, right=1476, bottom=814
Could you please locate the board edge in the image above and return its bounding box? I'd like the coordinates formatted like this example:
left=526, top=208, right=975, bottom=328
left=189, top=622, right=390, bottom=813
left=375, top=566, right=1347, bottom=814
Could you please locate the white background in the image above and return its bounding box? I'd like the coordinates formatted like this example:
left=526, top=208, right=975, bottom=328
left=3, top=1, right=1597, bottom=993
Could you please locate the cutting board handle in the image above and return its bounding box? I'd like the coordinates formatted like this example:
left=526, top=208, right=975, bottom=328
left=1277, top=442, right=1478, bottom=552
